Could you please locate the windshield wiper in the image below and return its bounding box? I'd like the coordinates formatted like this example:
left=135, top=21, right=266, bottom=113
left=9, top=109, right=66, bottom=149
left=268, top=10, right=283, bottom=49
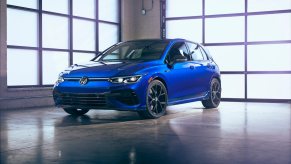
left=91, top=60, right=108, bottom=65
left=98, top=61, right=107, bottom=65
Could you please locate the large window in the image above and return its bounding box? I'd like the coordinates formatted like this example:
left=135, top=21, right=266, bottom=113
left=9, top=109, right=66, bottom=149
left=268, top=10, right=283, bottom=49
left=163, top=0, right=291, bottom=101
left=7, top=0, right=120, bottom=87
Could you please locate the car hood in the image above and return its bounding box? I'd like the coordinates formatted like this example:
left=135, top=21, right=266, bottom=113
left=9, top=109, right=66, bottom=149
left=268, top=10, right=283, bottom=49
left=62, top=60, right=157, bottom=78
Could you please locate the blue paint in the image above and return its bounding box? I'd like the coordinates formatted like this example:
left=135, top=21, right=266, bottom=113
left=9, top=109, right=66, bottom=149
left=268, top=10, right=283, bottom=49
left=53, top=39, right=220, bottom=111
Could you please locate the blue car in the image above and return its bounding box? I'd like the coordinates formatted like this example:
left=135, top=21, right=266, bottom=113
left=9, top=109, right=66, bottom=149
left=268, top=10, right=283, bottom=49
left=53, top=39, right=221, bottom=119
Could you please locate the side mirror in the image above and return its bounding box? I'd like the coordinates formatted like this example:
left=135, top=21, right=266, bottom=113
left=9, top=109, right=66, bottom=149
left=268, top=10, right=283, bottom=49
left=175, top=58, right=187, bottom=62
left=174, top=55, right=187, bottom=63
left=166, top=55, right=188, bottom=69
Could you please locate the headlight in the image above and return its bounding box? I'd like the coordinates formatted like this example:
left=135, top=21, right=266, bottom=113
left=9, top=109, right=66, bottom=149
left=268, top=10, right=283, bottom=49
left=56, top=76, right=64, bottom=84
left=109, top=75, right=142, bottom=84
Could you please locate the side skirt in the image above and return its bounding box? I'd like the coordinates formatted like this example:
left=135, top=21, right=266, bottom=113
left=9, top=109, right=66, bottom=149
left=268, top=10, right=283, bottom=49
left=167, top=92, right=210, bottom=106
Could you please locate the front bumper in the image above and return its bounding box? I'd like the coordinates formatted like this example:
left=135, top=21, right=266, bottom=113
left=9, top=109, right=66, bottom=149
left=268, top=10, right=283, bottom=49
left=53, top=77, right=148, bottom=111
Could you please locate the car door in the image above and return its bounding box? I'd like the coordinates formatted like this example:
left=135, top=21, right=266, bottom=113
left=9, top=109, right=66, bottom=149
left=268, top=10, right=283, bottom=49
left=186, top=42, right=215, bottom=97
left=164, top=42, right=196, bottom=101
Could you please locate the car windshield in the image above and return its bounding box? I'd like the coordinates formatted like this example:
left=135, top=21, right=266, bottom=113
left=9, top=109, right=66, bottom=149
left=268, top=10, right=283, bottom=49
left=95, top=41, right=169, bottom=61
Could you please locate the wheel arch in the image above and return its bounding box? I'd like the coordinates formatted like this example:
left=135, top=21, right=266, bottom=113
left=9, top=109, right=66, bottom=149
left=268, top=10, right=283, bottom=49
left=207, top=74, right=221, bottom=97
left=153, top=76, right=168, bottom=92
left=211, top=74, right=221, bottom=85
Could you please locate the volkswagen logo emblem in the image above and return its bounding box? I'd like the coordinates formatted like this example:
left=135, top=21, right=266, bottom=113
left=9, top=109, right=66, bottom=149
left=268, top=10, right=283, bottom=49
left=79, top=77, right=89, bottom=85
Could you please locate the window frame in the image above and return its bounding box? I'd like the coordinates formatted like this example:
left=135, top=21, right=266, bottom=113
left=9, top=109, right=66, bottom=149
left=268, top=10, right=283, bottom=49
left=7, top=0, right=121, bottom=88
left=186, top=42, right=209, bottom=61
left=161, top=0, right=291, bottom=102
left=165, top=41, right=190, bottom=64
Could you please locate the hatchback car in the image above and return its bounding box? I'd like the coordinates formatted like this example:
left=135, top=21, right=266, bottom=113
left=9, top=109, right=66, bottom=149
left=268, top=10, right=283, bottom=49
left=53, top=39, right=221, bottom=119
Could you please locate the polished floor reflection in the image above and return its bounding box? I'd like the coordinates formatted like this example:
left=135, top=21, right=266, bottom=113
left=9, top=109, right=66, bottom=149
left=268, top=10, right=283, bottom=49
left=1, top=102, right=291, bottom=164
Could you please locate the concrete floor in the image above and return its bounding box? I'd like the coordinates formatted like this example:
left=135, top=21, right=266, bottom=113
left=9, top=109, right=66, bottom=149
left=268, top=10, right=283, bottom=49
left=0, top=102, right=291, bottom=164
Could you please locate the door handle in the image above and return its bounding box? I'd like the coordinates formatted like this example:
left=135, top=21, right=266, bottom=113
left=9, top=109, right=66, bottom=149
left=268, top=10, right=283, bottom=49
left=190, top=65, right=195, bottom=69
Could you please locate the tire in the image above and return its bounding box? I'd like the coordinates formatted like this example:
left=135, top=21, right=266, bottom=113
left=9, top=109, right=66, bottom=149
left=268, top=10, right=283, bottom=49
left=202, top=78, right=221, bottom=109
left=63, top=108, right=89, bottom=116
left=138, top=80, right=168, bottom=119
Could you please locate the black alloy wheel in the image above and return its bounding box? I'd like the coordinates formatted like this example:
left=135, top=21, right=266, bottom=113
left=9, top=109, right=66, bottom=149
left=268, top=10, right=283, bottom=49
left=202, top=78, right=221, bottom=108
left=138, top=80, right=168, bottom=119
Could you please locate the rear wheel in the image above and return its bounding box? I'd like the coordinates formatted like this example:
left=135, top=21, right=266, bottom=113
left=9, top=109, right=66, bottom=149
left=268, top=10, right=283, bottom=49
left=63, top=108, right=89, bottom=116
left=202, top=78, right=221, bottom=108
left=138, top=80, right=168, bottom=119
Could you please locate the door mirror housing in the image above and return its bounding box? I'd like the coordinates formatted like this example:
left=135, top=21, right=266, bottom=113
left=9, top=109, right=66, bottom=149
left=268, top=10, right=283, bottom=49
left=174, top=55, right=188, bottom=63
left=166, top=55, right=188, bottom=69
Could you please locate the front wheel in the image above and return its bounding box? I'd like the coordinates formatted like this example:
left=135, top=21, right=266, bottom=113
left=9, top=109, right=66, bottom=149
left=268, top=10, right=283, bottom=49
left=63, top=108, right=89, bottom=116
left=202, top=78, right=221, bottom=108
left=138, top=80, right=168, bottom=119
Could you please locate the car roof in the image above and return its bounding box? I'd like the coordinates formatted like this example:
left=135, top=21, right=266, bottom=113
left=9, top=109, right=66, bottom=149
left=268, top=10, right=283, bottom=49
left=122, top=38, right=199, bottom=44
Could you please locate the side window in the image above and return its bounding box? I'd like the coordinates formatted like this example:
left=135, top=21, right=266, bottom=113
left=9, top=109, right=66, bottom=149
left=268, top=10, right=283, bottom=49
left=166, top=42, right=190, bottom=63
left=187, top=42, right=204, bottom=61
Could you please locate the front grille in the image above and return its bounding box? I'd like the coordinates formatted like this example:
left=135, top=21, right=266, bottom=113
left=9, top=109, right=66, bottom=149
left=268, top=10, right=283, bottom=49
left=58, top=93, right=107, bottom=107
left=64, top=77, right=109, bottom=81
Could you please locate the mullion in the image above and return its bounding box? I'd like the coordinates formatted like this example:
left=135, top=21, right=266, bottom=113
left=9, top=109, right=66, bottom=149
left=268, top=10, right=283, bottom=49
left=244, top=0, right=248, bottom=100
left=42, top=10, right=69, bottom=17
left=98, top=20, right=119, bottom=25
left=221, top=72, right=291, bottom=74
left=222, top=98, right=291, bottom=103
left=73, top=50, right=96, bottom=53
left=248, top=40, right=291, bottom=45
left=204, top=42, right=245, bottom=46
left=202, top=0, right=205, bottom=44
left=247, top=71, right=291, bottom=74
left=38, top=0, right=43, bottom=85
left=8, top=85, right=53, bottom=88
left=69, top=0, right=73, bottom=65
left=203, top=40, right=291, bottom=46
left=73, top=15, right=96, bottom=22
left=118, top=0, right=122, bottom=41
left=7, top=45, right=73, bottom=52
left=165, top=10, right=291, bottom=20
left=248, top=9, right=291, bottom=16
left=7, top=45, right=38, bottom=50
left=95, top=0, right=99, bottom=54
left=160, top=0, right=166, bottom=39
left=7, top=5, right=38, bottom=12
left=42, top=48, right=69, bottom=52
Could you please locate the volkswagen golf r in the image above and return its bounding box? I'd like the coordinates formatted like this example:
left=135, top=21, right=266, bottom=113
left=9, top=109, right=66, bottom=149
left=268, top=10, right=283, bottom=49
left=53, top=39, right=221, bottom=119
